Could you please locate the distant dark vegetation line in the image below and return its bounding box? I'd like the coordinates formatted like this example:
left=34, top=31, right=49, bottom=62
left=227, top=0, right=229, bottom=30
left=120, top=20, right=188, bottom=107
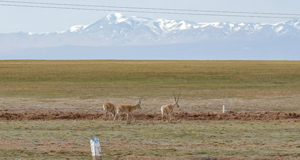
left=0, top=0, right=299, bottom=19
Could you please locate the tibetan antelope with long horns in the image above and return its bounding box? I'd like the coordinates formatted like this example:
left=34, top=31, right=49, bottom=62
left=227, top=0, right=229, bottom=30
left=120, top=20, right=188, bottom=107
left=113, top=97, right=143, bottom=123
left=103, top=102, right=116, bottom=121
left=161, top=92, right=181, bottom=122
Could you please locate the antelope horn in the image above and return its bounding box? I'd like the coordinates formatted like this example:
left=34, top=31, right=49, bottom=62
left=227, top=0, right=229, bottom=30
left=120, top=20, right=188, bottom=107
left=177, top=91, right=181, bottom=103
left=139, top=97, right=143, bottom=103
left=173, top=93, right=177, bottom=102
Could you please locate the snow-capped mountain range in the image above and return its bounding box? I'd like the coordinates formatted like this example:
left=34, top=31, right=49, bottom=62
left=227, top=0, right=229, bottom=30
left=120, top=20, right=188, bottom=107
left=62, top=12, right=300, bottom=40
left=1, top=13, right=300, bottom=60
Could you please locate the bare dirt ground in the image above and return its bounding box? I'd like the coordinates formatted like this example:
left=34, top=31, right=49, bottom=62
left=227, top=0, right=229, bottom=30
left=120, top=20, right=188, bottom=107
left=1, top=96, right=299, bottom=159
left=1, top=109, right=299, bottom=121
left=0, top=96, right=300, bottom=121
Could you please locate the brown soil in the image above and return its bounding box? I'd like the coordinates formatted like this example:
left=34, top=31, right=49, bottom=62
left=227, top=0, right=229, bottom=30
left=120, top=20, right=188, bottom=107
left=0, top=109, right=299, bottom=121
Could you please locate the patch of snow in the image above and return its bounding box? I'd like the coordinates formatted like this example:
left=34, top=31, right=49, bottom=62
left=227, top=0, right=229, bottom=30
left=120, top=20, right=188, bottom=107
left=254, top=24, right=263, bottom=31
left=275, top=26, right=284, bottom=33
left=116, top=18, right=127, bottom=23
left=106, top=12, right=128, bottom=24
left=178, top=21, right=192, bottom=30
left=156, top=19, right=169, bottom=30
left=69, top=25, right=84, bottom=32
left=211, top=22, right=220, bottom=26
left=233, top=27, right=241, bottom=31
left=229, top=23, right=235, bottom=28
left=211, top=22, right=223, bottom=28
left=165, top=20, right=177, bottom=29
left=239, top=23, right=246, bottom=26
left=197, top=23, right=210, bottom=28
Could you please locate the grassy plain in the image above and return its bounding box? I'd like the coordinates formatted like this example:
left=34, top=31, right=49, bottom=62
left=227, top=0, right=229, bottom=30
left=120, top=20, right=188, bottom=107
left=0, top=60, right=300, bottom=99
left=0, top=120, right=299, bottom=159
left=0, top=60, right=300, bottom=159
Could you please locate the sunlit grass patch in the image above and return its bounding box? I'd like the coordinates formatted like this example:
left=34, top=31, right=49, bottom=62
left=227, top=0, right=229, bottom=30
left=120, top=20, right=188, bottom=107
left=0, top=120, right=299, bottom=159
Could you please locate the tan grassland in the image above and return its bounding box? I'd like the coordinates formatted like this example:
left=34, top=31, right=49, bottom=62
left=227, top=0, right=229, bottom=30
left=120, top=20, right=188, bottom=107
left=0, top=120, right=299, bottom=159
left=0, top=60, right=300, bottom=99
left=0, top=60, right=299, bottom=159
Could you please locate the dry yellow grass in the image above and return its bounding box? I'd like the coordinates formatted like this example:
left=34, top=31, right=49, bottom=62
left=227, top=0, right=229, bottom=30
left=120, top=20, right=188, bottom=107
left=0, top=120, right=299, bottom=159
left=1, top=60, right=300, bottom=100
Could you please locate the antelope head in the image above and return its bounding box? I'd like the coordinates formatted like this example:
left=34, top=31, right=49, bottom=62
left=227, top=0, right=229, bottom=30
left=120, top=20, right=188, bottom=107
left=137, top=97, right=143, bottom=109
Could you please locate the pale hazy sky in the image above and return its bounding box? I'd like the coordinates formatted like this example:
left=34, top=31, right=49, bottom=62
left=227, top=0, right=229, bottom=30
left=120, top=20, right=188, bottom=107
left=0, top=0, right=300, bottom=33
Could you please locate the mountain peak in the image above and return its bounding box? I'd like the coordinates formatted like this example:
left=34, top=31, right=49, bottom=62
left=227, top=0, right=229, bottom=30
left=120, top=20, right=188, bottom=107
left=105, top=12, right=127, bottom=23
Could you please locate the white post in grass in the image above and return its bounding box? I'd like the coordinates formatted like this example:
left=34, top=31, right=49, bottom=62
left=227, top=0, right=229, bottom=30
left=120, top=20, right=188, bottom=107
left=90, top=137, right=102, bottom=160
left=222, top=105, right=225, bottom=113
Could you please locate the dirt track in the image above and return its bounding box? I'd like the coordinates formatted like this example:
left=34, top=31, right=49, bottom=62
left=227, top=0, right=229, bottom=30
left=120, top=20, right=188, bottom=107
left=0, top=110, right=299, bottom=121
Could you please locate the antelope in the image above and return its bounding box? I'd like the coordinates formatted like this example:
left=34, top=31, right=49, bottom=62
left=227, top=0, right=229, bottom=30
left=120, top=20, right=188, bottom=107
left=161, top=92, right=181, bottom=122
left=103, top=102, right=116, bottom=121
left=113, top=97, right=143, bottom=123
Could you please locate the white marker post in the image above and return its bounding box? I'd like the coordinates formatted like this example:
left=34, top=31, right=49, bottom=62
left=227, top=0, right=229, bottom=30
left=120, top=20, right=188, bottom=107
left=222, top=105, right=225, bottom=113
left=90, top=137, right=102, bottom=160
